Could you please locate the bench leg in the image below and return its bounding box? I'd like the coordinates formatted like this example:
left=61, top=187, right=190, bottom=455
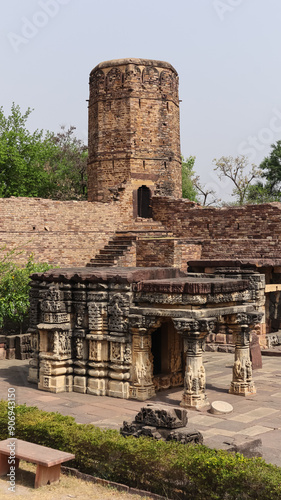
left=0, top=454, right=19, bottom=476
left=35, top=463, right=61, bottom=488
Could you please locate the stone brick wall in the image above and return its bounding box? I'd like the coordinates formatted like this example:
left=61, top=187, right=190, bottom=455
left=152, top=197, right=281, bottom=250
left=136, top=239, right=201, bottom=271
left=0, top=194, right=132, bottom=267
left=88, top=58, right=182, bottom=203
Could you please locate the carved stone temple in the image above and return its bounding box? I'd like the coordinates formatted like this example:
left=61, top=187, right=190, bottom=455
left=26, top=58, right=274, bottom=408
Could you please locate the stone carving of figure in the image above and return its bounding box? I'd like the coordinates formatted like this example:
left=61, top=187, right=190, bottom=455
left=233, top=359, right=242, bottom=380
left=124, top=345, right=132, bottom=363
left=185, top=365, right=193, bottom=392
left=199, top=366, right=206, bottom=390
left=75, top=338, right=83, bottom=359
left=245, top=359, right=252, bottom=380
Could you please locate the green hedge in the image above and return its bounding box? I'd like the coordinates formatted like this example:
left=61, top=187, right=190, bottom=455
left=0, top=400, right=281, bottom=499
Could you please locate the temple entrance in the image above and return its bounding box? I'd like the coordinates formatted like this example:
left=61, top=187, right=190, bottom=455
left=151, top=320, right=184, bottom=390
left=137, top=185, right=152, bottom=218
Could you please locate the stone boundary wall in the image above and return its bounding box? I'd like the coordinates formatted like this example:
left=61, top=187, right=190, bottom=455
left=200, top=238, right=281, bottom=260
left=152, top=197, right=281, bottom=242
left=0, top=194, right=132, bottom=267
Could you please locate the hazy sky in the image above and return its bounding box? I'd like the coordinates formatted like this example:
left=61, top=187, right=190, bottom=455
left=2, top=0, right=281, bottom=201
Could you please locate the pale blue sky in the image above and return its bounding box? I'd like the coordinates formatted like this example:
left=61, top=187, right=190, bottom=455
left=2, top=0, right=281, bottom=200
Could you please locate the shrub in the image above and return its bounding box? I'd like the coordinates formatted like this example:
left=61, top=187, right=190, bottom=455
left=0, top=401, right=280, bottom=499
left=0, top=246, right=52, bottom=333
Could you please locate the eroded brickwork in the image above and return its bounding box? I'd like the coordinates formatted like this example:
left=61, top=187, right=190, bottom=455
left=87, top=58, right=182, bottom=204
left=0, top=195, right=132, bottom=267
left=152, top=196, right=281, bottom=248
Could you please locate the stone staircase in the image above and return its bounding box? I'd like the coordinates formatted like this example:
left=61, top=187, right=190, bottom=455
left=87, top=218, right=174, bottom=267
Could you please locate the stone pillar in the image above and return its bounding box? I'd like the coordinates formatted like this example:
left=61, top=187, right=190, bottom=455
left=72, top=284, right=88, bottom=394
left=173, top=318, right=215, bottom=409
left=86, top=284, right=109, bottom=396
left=107, top=286, right=131, bottom=398
left=27, top=280, right=41, bottom=384
left=229, top=312, right=263, bottom=396
left=36, top=284, right=73, bottom=393
left=129, top=314, right=161, bottom=401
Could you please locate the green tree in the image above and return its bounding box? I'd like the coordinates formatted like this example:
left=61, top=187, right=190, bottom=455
left=247, top=141, right=281, bottom=203
left=0, top=246, right=52, bottom=333
left=47, top=125, right=87, bottom=200
left=0, top=104, right=88, bottom=200
left=182, top=155, right=198, bottom=200
left=213, top=155, right=261, bottom=205
left=0, top=103, right=56, bottom=197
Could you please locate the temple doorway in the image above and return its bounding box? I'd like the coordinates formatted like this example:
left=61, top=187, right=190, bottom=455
left=151, top=320, right=184, bottom=390
left=137, top=185, right=152, bottom=218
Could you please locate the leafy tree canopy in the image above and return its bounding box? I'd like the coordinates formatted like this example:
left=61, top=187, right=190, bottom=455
left=182, top=155, right=198, bottom=201
left=0, top=103, right=56, bottom=197
left=0, top=103, right=87, bottom=200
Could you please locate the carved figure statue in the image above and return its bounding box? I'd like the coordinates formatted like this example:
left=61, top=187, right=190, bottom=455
left=233, top=359, right=242, bottom=380
left=199, top=365, right=206, bottom=390
left=185, top=365, right=193, bottom=392
left=245, top=359, right=252, bottom=380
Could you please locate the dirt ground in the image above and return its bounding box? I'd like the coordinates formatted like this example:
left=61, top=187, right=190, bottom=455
left=0, top=462, right=155, bottom=500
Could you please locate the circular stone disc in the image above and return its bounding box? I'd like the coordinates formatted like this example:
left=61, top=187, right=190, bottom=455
left=210, top=401, right=233, bottom=415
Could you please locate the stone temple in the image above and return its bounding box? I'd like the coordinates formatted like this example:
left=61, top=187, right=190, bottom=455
left=25, top=58, right=281, bottom=408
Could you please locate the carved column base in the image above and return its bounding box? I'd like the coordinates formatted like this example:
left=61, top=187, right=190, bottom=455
left=129, top=384, right=156, bottom=401
left=108, top=380, right=130, bottom=399
left=87, top=378, right=108, bottom=396
left=38, top=359, right=73, bottom=393
left=181, top=391, right=209, bottom=409
left=73, top=362, right=87, bottom=394
left=229, top=381, right=256, bottom=397
left=87, top=362, right=108, bottom=396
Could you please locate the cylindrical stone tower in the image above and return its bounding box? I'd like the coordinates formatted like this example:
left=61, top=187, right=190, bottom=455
left=87, top=58, right=182, bottom=209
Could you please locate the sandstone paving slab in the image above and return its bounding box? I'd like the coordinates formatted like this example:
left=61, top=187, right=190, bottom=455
left=238, top=425, right=273, bottom=437
left=187, top=415, right=222, bottom=427
left=202, top=428, right=236, bottom=438
left=210, top=419, right=250, bottom=432
left=34, top=395, right=59, bottom=402
left=261, top=429, right=281, bottom=450
left=260, top=447, right=281, bottom=467
left=229, top=407, right=279, bottom=423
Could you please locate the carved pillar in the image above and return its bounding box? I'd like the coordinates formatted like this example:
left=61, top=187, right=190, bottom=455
left=27, top=281, right=41, bottom=384
left=107, top=286, right=132, bottom=398
left=86, top=284, right=109, bottom=396
left=129, top=315, right=161, bottom=401
left=229, top=312, right=263, bottom=396
left=173, top=318, right=215, bottom=409
left=72, top=284, right=88, bottom=394
left=37, top=284, right=73, bottom=393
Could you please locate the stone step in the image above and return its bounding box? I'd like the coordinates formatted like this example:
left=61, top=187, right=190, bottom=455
left=87, top=262, right=117, bottom=268
left=91, top=256, right=117, bottom=263
left=100, top=248, right=126, bottom=256
left=104, top=244, right=131, bottom=251
left=116, top=231, right=173, bottom=238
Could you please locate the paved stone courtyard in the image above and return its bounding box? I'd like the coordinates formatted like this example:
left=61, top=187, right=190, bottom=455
left=0, top=352, right=280, bottom=467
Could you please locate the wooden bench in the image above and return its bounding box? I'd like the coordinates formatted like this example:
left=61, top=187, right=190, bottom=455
left=0, top=439, right=75, bottom=488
